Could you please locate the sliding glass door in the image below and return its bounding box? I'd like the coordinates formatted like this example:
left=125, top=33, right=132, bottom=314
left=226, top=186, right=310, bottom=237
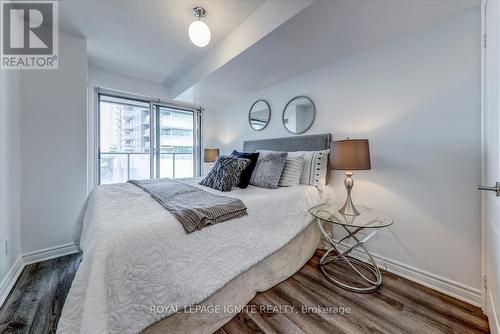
left=97, top=92, right=200, bottom=185
left=156, top=106, right=196, bottom=179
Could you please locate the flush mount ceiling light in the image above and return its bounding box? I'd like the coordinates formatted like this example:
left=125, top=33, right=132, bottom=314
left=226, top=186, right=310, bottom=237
left=188, top=7, right=211, bottom=47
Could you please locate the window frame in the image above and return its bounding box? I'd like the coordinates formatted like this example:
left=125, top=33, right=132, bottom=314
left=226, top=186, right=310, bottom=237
left=94, top=87, right=202, bottom=186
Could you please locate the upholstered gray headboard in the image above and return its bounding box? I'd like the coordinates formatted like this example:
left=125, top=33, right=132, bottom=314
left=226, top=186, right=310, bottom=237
left=242, top=133, right=332, bottom=152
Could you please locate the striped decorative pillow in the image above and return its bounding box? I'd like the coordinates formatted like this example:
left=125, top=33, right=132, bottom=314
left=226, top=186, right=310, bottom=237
left=278, top=156, right=304, bottom=187
left=288, top=150, right=330, bottom=187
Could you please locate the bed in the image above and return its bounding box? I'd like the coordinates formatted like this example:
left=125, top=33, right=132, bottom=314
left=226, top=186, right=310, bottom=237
left=58, top=134, right=332, bottom=334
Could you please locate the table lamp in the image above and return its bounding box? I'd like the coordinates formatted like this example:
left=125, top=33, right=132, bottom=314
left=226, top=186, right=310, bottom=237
left=331, top=139, right=371, bottom=216
left=204, top=148, right=219, bottom=168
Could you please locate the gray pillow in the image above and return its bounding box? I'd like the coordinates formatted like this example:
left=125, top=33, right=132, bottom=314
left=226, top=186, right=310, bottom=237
left=200, top=156, right=250, bottom=192
left=250, top=151, right=288, bottom=189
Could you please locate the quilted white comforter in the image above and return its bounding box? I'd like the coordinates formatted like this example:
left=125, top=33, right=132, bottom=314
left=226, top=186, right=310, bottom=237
left=58, top=179, right=327, bottom=334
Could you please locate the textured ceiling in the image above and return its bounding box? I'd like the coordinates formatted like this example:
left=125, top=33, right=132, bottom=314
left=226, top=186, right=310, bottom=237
left=58, top=0, right=264, bottom=84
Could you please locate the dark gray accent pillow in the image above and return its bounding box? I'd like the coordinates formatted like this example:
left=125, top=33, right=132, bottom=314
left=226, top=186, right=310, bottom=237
left=250, top=151, right=288, bottom=189
left=200, top=156, right=250, bottom=192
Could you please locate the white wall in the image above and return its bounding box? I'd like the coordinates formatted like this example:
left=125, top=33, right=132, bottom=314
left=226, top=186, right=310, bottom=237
left=204, top=9, right=481, bottom=289
left=86, top=66, right=171, bottom=191
left=0, top=69, right=22, bottom=281
left=20, top=30, right=88, bottom=253
left=88, top=66, right=170, bottom=100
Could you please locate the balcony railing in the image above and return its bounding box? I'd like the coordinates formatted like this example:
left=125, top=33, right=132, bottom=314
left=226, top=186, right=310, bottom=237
left=99, top=152, right=194, bottom=184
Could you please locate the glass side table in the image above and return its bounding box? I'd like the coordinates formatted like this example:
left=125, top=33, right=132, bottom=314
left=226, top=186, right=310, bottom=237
left=308, top=203, right=394, bottom=293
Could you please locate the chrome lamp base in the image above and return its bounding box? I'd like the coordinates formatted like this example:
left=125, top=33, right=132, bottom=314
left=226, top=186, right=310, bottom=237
left=339, top=171, right=360, bottom=216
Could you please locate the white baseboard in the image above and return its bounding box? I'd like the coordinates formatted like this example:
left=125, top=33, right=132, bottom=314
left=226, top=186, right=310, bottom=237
left=0, top=256, right=24, bottom=307
left=23, top=243, right=78, bottom=265
left=321, top=241, right=481, bottom=307
left=486, top=289, right=500, bottom=334
left=0, top=243, right=79, bottom=308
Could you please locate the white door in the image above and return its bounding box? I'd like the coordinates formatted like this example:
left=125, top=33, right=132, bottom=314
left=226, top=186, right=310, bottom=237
left=481, top=1, right=500, bottom=332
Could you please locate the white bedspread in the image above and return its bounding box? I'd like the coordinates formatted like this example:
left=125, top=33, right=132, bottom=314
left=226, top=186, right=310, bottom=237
left=58, top=179, right=328, bottom=334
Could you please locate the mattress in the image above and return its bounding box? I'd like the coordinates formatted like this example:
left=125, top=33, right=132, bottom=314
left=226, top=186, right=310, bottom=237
left=59, top=179, right=329, bottom=334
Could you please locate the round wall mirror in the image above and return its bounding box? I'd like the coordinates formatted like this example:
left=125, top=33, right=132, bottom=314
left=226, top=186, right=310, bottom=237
left=282, top=96, right=316, bottom=134
left=248, top=99, right=271, bottom=131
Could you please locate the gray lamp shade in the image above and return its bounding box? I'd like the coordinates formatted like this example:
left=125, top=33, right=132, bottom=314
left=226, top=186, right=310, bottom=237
left=331, top=139, right=371, bottom=170
left=204, top=148, right=219, bottom=163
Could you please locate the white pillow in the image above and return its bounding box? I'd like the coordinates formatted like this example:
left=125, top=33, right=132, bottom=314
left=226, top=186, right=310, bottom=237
left=278, top=156, right=304, bottom=187
left=288, top=150, right=330, bottom=187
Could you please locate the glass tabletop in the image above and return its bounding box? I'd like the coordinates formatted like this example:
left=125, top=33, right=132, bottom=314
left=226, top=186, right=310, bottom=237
left=308, top=203, right=394, bottom=229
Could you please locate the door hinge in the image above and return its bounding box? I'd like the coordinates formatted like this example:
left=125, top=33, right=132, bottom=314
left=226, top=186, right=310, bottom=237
left=483, top=34, right=487, bottom=48
left=483, top=275, right=488, bottom=290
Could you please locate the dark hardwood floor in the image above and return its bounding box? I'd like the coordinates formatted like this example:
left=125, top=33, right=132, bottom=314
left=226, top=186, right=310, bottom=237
left=0, top=251, right=489, bottom=334
left=218, top=252, right=489, bottom=334
left=0, top=254, right=81, bottom=334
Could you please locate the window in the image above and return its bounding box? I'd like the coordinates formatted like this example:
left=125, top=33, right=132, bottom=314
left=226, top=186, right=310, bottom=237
left=97, top=92, right=201, bottom=185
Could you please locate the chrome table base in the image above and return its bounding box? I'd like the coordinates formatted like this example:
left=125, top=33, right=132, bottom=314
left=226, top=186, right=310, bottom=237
left=317, top=218, right=382, bottom=293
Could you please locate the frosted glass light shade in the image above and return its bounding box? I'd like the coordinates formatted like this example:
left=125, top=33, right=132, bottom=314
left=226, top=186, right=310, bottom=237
left=188, top=20, right=211, bottom=47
